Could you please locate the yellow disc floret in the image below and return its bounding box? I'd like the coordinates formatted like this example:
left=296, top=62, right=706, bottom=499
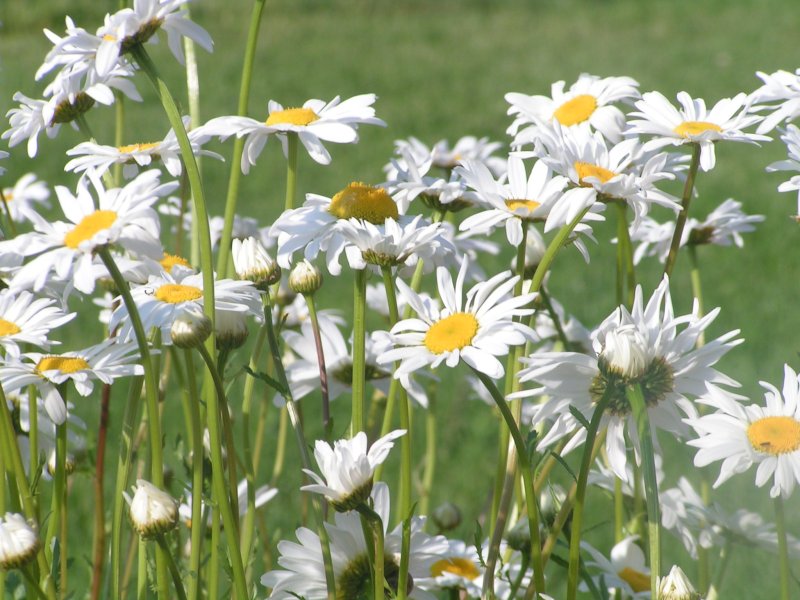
left=553, top=94, right=598, bottom=126
left=154, top=284, right=203, bottom=304
left=160, top=253, right=191, bottom=271
left=575, top=162, right=616, bottom=186
left=424, top=312, right=479, bottom=354
left=618, top=567, right=651, bottom=593
left=505, top=199, right=541, bottom=216
left=36, top=356, right=90, bottom=374
left=64, top=210, right=118, bottom=249
left=673, top=121, right=722, bottom=138
left=430, top=557, right=481, bottom=580
left=266, top=107, right=319, bottom=127
left=0, top=319, right=21, bottom=337
left=117, top=142, right=160, bottom=153
left=328, top=182, right=399, bottom=225
left=747, top=416, right=800, bottom=455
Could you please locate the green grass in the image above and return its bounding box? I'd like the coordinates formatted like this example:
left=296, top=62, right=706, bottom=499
left=2, top=0, right=800, bottom=597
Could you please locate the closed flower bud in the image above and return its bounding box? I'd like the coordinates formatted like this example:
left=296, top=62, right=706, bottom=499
left=0, top=513, right=40, bottom=570
left=658, top=565, right=701, bottom=600
left=601, top=325, right=650, bottom=379
left=505, top=517, right=531, bottom=552
left=431, top=502, right=462, bottom=532
left=125, top=480, right=178, bottom=539
left=47, top=450, right=77, bottom=477
left=288, top=260, right=323, bottom=295
left=232, top=237, right=281, bottom=289
left=215, top=309, right=249, bottom=351
left=170, top=306, right=212, bottom=349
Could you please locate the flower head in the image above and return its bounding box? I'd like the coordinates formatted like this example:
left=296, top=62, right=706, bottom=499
left=232, top=236, right=280, bottom=289
left=0, top=513, right=40, bottom=570
left=125, top=479, right=179, bottom=538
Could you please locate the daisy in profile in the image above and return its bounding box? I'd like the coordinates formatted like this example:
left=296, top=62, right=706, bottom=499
left=1, top=174, right=51, bottom=225
left=8, top=170, right=174, bottom=294
left=200, top=94, right=385, bottom=172
left=0, top=289, right=74, bottom=358
left=582, top=536, right=650, bottom=599
left=0, top=340, right=144, bottom=425
left=377, top=258, right=537, bottom=380
left=514, top=276, right=741, bottom=480
left=750, top=68, right=800, bottom=134
left=765, top=124, right=800, bottom=217
left=392, top=135, right=506, bottom=175
left=687, top=365, right=800, bottom=498
left=3, top=93, right=61, bottom=158
left=627, top=90, right=768, bottom=171
left=262, top=483, right=448, bottom=599
left=506, top=74, right=640, bottom=145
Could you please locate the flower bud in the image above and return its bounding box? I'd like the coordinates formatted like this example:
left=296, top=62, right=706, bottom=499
left=125, top=479, right=179, bottom=539
left=170, top=306, right=212, bottom=349
left=47, top=450, right=77, bottom=477
left=215, top=309, right=249, bottom=351
left=232, top=237, right=281, bottom=289
left=505, top=517, right=531, bottom=552
left=0, top=513, right=40, bottom=569
left=658, top=565, right=701, bottom=600
left=601, top=325, right=650, bottom=379
left=431, top=502, right=462, bottom=532
left=288, top=260, right=323, bottom=295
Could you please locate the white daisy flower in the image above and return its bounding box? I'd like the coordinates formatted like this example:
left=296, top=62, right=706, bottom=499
left=514, top=276, right=742, bottom=480
left=0, top=289, right=75, bottom=358
left=65, top=118, right=221, bottom=179
left=2, top=93, right=60, bottom=158
left=108, top=269, right=261, bottom=344
left=124, top=479, right=179, bottom=538
left=705, top=504, right=800, bottom=557
left=377, top=258, right=537, bottom=379
left=8, top=171, right=173, bottom=294
left=37, top=17, right=103, bottom=81
left=200, top=94, right=385, bottom=172
left=626, top=90, right=769, bottom=171
left=581, top=536, right=651, bottom=599
left=1, top=173, right=51, bottom=225
left=687, top=365, right=800, bottom=498
left=507, top=74, right=640, bottom=145
left=0, top=513, right=40, bottom=570
left=766, top=124, right=800, bottom=217
left=261, top=482, right=448, bottom=599
left=750, top=68, right=800, bottom=134
left=659, top=476, right=719, bottom=560
left=0, top=340, right=144, bottom=425
left=392, top=135, right=506, bottom=175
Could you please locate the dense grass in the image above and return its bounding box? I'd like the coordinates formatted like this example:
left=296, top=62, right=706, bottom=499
left=2, top=0, right=800, bottom=597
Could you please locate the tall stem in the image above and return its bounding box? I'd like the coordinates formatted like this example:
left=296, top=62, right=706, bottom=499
left=183, top=350, right=206, bottom=600
left=305, top=294, right=331, bottom=436
left=626, top=383, right=661, bottom=596
left=284, top=133, right=299, bottom=211
left=663, top=143, right=701, bottom=277
left=357, top=504, right=385, bottom=600
left=156, top=535, right=189, bottom=600
left=531, top=208, right=591, bottom=293
left=774, top=496, right=792, bottom=600
left=615, top=202, right=636, bottom=307
left=351, top=268, right=368, bottom=436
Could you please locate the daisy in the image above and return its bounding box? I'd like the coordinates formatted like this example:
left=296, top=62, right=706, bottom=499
left=750, top=68, right=800, bottom=134
left=2, top=93, right=61, bottom=158
left=0, top=340, right=144, bottom=425
left=262, top=482, right=448, bottom=599
left=1, top=173, right=51, bottom=225
left=514, top=276, right=741, bottom=480
left=765, top=124, right=800, bottom=217
left=108, top=268, right=261, bottom=344
left=7, top=171, right=174, bottom=294
left=394, top=135, right=506, bottom=174
left=65, top=117, right=221, bottom=179
left=0, top=513, right=40, bottom=570
left=506, top=74, right=640, bottom=145
left=581, top=536, right=651, bottom=599
left=377, top=258, right=537, bottom=380
left=626, top=90, right=769, bottom=171
left=688, top=365, right=800, bottom=498
left=199, top=94, right=385, bottom=172
left=0, top=289, right=75, bottom=358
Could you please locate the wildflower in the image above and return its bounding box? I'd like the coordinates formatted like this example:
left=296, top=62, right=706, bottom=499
left=232, top=236, right=280, bottom=289
left=0, top=513, right=40, bottom=570
left=125, top=479, right=179, bottom=538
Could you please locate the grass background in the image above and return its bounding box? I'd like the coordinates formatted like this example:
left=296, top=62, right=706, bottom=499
left=2, top=0, right=800, bottom=597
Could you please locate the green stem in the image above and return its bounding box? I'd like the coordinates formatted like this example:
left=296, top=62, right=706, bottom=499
left=305, top=294, right=331, bottom=437
left=351, top=268, right=368, bottom=435
left=208, top=506, right=220, bottom=600
left=357, top=504, right=385, bottom=600
left=45, top=419, right=66, bottom=569
left=625, top=383, right=661, bottom=596
left=137, top=539, right=147, bottom=600
left=615, top=202, right=636, bottom=307
left=774, top=496, right=792, bottom=600
left=419, top=393, right=436, bottom=518
left=566, top=390, right=611, bottom=600
left=473, top=369, right=545, bottom=597
left=27, top=386, right=38, bottom=514
left=663, top=143, right=701, bottom=277
left=157, top=535, right=189, bottom=600
left=688, top=245, right=706, bottom=346
left=183, top=350, right=205, bottom=600
left=284, top=132, right=299, bottom=211
left=614, top=477, right=624, bottom=543
left=531, top=208, right=591, bottom=293
left=706, top=539, right=733, bottom=600
left=113, top=92, right=125, bottom=186
left=20, top=566, right=49, bottom=600
left=215, top=0, right=269, bottom=277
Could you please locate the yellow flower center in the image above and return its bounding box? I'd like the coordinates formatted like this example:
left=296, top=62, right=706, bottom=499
left=265, top=107, right=319, bottom=127
left=36, top=356, right=90, bottom=374
left=618, top=567, right=650, bottom=593
left=328, top=182, right=399, bottom=225
left=505, top=199, right=541, bottom=216
left=117, top=142, right=159, bottom=153
left=0, top=319, right=21, bottom=336
left=430, top=557, right=481, bottom=580
left=747, top=416, right=800, bottom=455
left=160, top=253, right=191, bottom=271
left=64, top=210, right=118, bottom=249
left=102, top=33, right=117, bottom=42
left=2, top=189, right=13, bottom=202
left=424, top=312, right=479, bottom=354
left=154, top=284, right=203, bottom=304
left=673, top=121, right=722, bottom=138
left=575, top=162, right=616, bottom=186
left=553, top=94, right=598, bottom=126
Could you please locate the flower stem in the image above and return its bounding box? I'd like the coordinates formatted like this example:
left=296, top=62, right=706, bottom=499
left=285, top=132, right=299, bottom=211
left=215, top=0, right=269, bottom=276
left=664, top=143, right=701, bottom=277
left=357, top=503, right=385, bottom=600
left=531, top=208, right=591, bottom=293
left=625, top=383, right=661, bottom=596
left=615, top=202, right=636, bottom=307
left=473, top=368, right=545, bottom=597
left=156, top=535, right=189, bottom=600
left=183, top=350, right=206, bottom=600
left=688, top=245, right=706, bottom=346
left=305, top=294, right=332, bottom=437
left=90, top=382, right=111, bottom=600
left=774, top=496, right=792, bottom=600
left=351, top=268, right=368, bottom=436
